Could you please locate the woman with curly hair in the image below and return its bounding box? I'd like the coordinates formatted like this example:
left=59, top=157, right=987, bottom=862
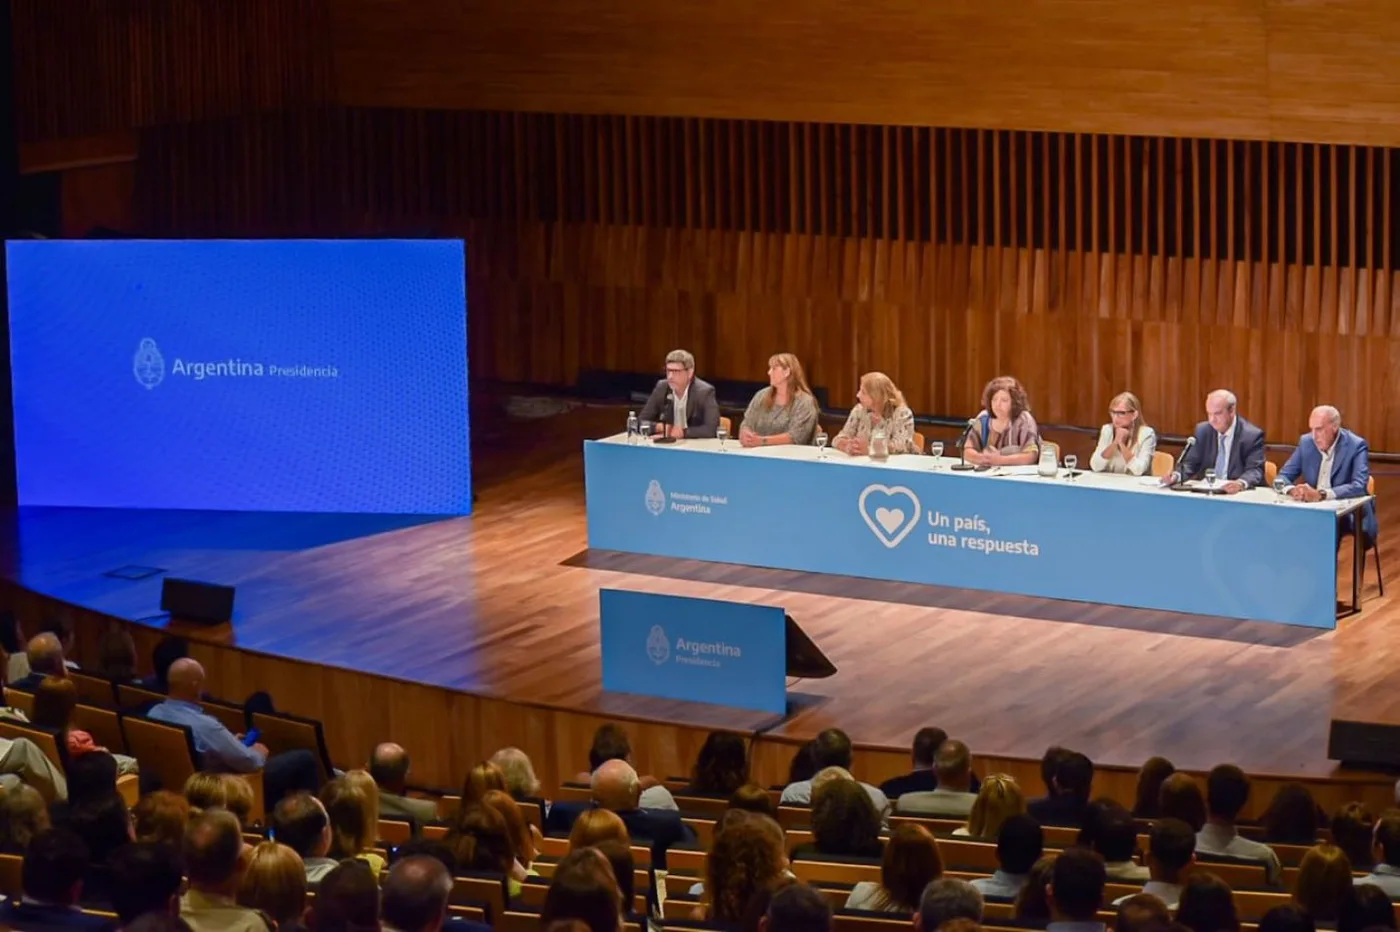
left=701, top=812, right=788, bottom=923
left=804, top=778, right=883, bottom=859
left=684, top=732, right=750, bottom=796
left=964, top=375, right=1040, bottom=467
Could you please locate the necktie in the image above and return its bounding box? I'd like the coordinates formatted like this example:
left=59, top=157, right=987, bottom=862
left=1214, top=434, right=1229, bottom=477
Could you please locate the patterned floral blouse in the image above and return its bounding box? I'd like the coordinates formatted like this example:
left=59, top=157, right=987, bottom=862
left=834, top=404, right=917, bottom=454
left=741, top=388, right=819, bottom=444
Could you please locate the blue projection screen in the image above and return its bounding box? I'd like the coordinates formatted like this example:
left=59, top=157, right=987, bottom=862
left=6, top=239, right=471, bottom=514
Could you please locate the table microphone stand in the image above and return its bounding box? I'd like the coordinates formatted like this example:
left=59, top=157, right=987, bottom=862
left=950, top=420, right=978, bottom=471
left=653, top=395, right=678, bottom=444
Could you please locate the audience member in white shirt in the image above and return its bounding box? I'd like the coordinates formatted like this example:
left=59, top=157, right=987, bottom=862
left=1112, top=818, right=1196, bottom=909
left=1355, top=812, right=1400, bottom=897
left=1195, top=765, right=1282, bottom=884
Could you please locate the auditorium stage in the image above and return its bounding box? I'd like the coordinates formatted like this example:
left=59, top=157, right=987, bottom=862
left=1, top=399, right=1397, bottom=784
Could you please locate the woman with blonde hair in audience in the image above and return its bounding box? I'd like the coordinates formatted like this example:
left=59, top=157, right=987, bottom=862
left=490, top=747, right=543, bottom=800
left=1014, top=854, right=1056, bottom=922
left=463, top=760, right=507, bottom=805
left=238, top=841, right=307, bottom=929
left=964, top=376, right=1040, bottom=467
left=1293, top=844, right=1354, bottom=923
left=701, top=811, right=789, bottom=924
left=955, top=773, right=1025, bottom=838
left=568, top=808, right=631, bottom=851
left=0, top=783, right=48, bottom=851
left=1132, top=757, right=1175, bottom=819
left=321, top=772, right=385, bottom=875
left=739, top=352, right=819, bottom=447
left=541, top=847, right=624, bottom=932
left=833, top=372, right=917, bottom=457
left=1176, top=872, right=1240, bottom=932
left=481, top=789, right=538, bottom=881
left=133, top=790, right=190, bottom=848
left=183, top=772, right=255, bottom=828
left=845, top=823, right=943, bottom=913
left=1091, top=392, right=1158, bottom=475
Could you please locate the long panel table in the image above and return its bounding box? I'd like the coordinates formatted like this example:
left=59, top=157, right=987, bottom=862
left=584, top=435, right=1368, bottom=629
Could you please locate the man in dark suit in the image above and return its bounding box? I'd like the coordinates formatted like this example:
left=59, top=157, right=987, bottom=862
left=1279, top=405, right=1377, bottom=541
left=0, top=828, right=112, bottom=931
left=371, top=742, right=438, bottom=833
left=637, top=348, right=720, bottom=439
left=1165, top=389, right=1266, bottom=493
left=1027, top=750, right=1095, bottom=827
left=544, top=759, right=696, bottom=869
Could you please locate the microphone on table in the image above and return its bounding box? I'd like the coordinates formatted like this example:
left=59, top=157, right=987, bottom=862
left=653, top=391, right=678, bottom=444
left=1165, top=435, right=1196, bottom=486
left=950, top=418, right=979, bottom=471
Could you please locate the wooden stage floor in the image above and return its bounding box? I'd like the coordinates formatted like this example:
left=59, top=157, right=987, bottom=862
left=1, top=400, right=1397, bottom=778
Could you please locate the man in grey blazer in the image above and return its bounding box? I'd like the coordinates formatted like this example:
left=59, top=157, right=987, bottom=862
left=638, top=348, right=720, bottom=439
left=371, top=743, right=437, bottom=833
left=1165, top=389, right=1266, bottom=494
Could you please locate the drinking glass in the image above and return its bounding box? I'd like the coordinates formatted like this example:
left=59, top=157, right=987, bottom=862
left=815, top=429, right=829, bottom=459
left=1064, top=454, right=1078, bottom=480
left=1204, top=468, right=1217, bottom=490
left=640, top=420, right=653, bottom=439
left=1273, top=476, right=1287, bottom=501
left=717, top=426, right=729, bottom=450
left=929, top=441, right=944, bottom=468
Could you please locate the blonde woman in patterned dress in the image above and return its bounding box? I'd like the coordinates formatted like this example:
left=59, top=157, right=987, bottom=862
left=833, top=372, right=917, bottom=456
left=739, top=352, right=819, bottom=447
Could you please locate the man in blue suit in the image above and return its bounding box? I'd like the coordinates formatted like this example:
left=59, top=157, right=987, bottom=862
left=1279, top=405, right=1377, bottom=541
left=1166, top=389, right=1266, bottom=494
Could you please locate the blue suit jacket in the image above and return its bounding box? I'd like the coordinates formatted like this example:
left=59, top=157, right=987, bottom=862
left=1178, top=416, right=1267, bottom=489
left=1279, top=428, right=1377, bottom=539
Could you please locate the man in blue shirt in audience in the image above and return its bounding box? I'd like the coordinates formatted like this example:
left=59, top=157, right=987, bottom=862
left=148, top=657, right=319, bottom=804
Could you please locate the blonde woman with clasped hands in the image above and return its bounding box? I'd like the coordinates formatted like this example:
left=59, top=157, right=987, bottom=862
left=1090, top=392, right=1158, bottom=476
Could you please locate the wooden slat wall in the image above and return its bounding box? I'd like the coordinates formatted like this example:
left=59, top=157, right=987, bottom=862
left=131, top=109, right=1400, bottom=448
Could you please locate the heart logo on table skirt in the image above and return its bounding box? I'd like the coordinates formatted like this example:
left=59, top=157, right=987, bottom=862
left=859, top=484, right=922, bottom=549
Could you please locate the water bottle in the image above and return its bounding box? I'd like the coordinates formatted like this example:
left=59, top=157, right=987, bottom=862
left=626, top=411, right=639, bottom=445
left=870, top=424, right=889, bottom=461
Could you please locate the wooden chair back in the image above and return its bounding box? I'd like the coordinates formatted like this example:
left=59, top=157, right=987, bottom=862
left=913, top=432, right=927, bottom=454
left=2, top=688, right=33, bottom=718
left=120, top=713, right=199, bottom=793
left=719, top=416, right=733, bottom=435
left=0, top=854, right=21, bottom=897
left=201, top=698, right=247, bottom=736
left=0, top=717, right=65, bottom=771
left=250, top=710, right=335, bottom=784
left=69, top=672, right=118, bottom=708
left=450, top=873, right=507, bottom=922
left=115, top=682, right=166, bottom=710
left=1265, top=460, right=1279, bottom=486
left=1151, top=450, right=1174, bottom=477
left=74, top=703, right=128, bottom=754
left=378, top=819, right=413, bottom=846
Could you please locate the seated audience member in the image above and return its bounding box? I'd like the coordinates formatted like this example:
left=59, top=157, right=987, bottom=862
left=541, top=848, right=625, bottom=932
left=1279, top=405, right=1377, bottom=539
left=702, top=812, right=788, bottom=923
left=1158, top=773, right=1207, bottom=832
left=880, top=727, right=947, bottom=800
left=384, top=854, right=488, bottom=932
left=1112, top=818, right=1195, bottom=909
left=184, top=773, right=254, bottom=828
left=580, top=723, right=677, bottom=811
left=682, top=731, right=750, bottom=796
left=0, top=611, right=27, bottom=684
left=462, top=761, right=506, bottom=805
left=897, top=740, right=977, bottom=817
left=963, top=375, right=1041, bottom=467
left=32, top=675, right=138, bottom=774
left=322, top=770, right=385, bottom=874
left=1046, top=847, right=1108, bottom=932
left=489, top=746, right=543, bottom=802
left=0, top=828, right=110, bottom=931
left=139, top=636, right=190, bottom=694
left=1015, top=855, right=1058, bottom=922
left=787, top=742, right=819, bottom=786
left=1176, top=872, right=1240, bottom=932
left=546, top=759, right=695, bottom=869
left=728, top=783, right=778, bottom=818
left=66, top=789, right=135, bottom=871
left=914, top=878, right=984, bottom=931
left=1115, top=893, right=1171, bottom=932
left=481, top=790, right=537, bottom=879
left=309, top=859, right=380, bottom=932
left=782, top=728, right=890, bottom=817
left=765, top=882, right=833, bottom=932
left=1338, top=884, right=1396, bottom=932
left=149, top=659, right=318, bottom=804
left=1091, top=392, right=1158, bottom=476
left=846, top=823, right=942, bottom=912
left=592, top=840, right=637, bottom=919
left=802, top=777, right=883, bottom=859
left=972, top=814, right=1043, bottom=899
left=833, top=371, right=918, bottom=456
left=271, top=792, right=339, bottom=884
left=10, top=631, right=68, bottom=692
left=442, top=803, right=518, bottom=889
left=133, top=790, right=190, bottom=848
left=1293, top=844, right=1353, bottom=924
left=181, top=809, right=269, bottom=932
left=957, top=773, right=1024, bottom=838
left=739, top=352, right=820, bottom=448
left=1028, top=750, right=1094, bottom=827
left=1330, top=802, right=1376, bottom=872
left=1090, top=806, right=1149, bottom=882
left=0, top=781, right=49, bottom=850
left=1131, top=757, right=1175, bottom=820
left=237, top=842, right=307, bottom=931
left=568, top=809, right=631, bottom=850
left=1162, top=388, right=1266, bottom=493
left=110, top=841, right=186, bottom=929
left=638, top=348, right=721, bottom=440
left=1356, top=811, right=1400, bottom=896
left=370, top=742, right=437, bottom=831
left=1261, top=783, right=1323, bottom=846
left=1196, top=764, right=1282, bottom=884
left=1258, top=905, right=1316, bottom=932
left=96, top=625, right=140, bottom=681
